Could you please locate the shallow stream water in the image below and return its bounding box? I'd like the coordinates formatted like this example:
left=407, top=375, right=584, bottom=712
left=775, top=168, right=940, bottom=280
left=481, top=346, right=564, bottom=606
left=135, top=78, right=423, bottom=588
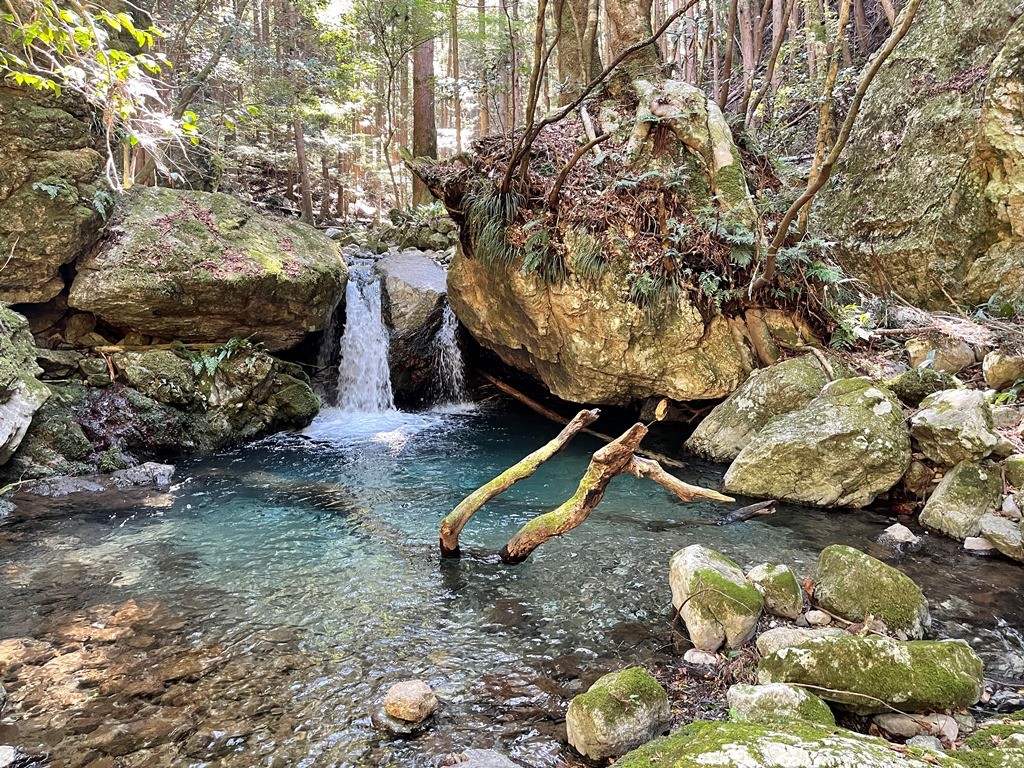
left=1, top=401, right=1023, bottom=767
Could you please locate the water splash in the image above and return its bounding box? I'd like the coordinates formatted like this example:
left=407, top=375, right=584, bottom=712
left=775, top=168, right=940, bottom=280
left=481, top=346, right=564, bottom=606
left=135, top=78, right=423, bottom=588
left=334, top=267, right=395, bottom=412
left=433, top=303, right=467, bottom=405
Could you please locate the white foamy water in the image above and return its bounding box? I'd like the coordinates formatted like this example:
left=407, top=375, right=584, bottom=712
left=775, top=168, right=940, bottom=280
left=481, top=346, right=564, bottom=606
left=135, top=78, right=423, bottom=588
left=433, top=303, right=467, bottom=404
left=334, top=269, right=395, bottom=412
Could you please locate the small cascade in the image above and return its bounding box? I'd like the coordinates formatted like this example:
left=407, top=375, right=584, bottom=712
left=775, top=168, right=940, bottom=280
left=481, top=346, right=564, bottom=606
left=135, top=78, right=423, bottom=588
left=334, top=266, right=395, bottom=412
left=432, top=303, right=467, bottom=405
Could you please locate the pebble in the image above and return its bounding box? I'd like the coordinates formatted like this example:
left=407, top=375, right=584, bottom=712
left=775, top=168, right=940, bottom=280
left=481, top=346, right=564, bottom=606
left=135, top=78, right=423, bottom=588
left=906, top=735, right=944, bottom=751
left=683, top=648, right=719, bottom=666
left=876, top=523, right=922, bottom=553
left=804, top=610, right=832, bottom=626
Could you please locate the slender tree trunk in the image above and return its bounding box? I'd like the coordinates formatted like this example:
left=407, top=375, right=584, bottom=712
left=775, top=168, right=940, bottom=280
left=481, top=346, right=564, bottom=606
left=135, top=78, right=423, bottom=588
left=556, top=0, right=602, bottom=104
left=717, top=0, right=739, bottom=107
left=451, top=0, right=462, bottom=152
left=294, top=119, right=314, bottom=224
left=478, top=0, right=489, bottom=136
left=412, top=9, right=438, bottom=206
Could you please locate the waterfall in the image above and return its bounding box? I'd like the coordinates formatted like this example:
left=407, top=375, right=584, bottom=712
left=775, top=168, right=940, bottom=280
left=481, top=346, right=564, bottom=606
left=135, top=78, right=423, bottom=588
left=334, top=268, right=395, bottom=412
left=433, top=303, right=467, bottom=405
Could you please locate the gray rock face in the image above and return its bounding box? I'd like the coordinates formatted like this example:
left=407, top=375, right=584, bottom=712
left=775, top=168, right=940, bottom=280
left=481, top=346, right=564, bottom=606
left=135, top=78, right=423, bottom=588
left=814, top=545, right=930, bottom=639
left=979, top=513, right=1024, bottom=562
left=911, top=389, right=1000, bottom=467
left=757, top=634, right=985, bottom=715
left=920, top=461, right=1002, bottom=540
left=669, top=545, right=764, bottom=652
left=746, top=563, right=803, bottom=619
left=723, top=378, right=911, bottom=507
left=0, top=306, right=49, bottom=465
left=68, top=188, right=348, bottom=351
left=565, top=667, right=670, bottom=761
left=727, top=683, right=836, bottom=727
left=984, top=350, right=1024, bottom=391
left=685, top=354, right=841, bottom=462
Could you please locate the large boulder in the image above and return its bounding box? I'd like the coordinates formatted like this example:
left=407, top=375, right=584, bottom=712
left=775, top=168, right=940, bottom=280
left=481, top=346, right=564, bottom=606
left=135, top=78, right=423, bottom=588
left=613, top=720, right=983, bottom=768
left=0, top=87, right=105, bottom=304
left=565, top=667, right=670, bottom=762
left=0, top=306, right=49, bottom=465
left=726, top=683, right=835, bottom=727
left=723, top=378, right=911, bottom=507
left=919, top=461, right=1002, bottom=540
left=669, top=545, right=763, bottom=652
left=685, top=354, right=845, bottom=462
left=818, top=2, right=1024, bottom=314
left=910, top=389, right=1000, bottom=467
left=375, top=251, right=447, bottom=405
left=757, top=634, right=985, bottom=715
left=68, top=188, right=348, bottom=351
left=814, top=545, right=930, bottom=639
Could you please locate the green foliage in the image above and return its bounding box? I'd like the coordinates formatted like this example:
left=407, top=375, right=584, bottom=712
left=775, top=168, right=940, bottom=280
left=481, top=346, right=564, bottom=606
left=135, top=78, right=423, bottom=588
left=175, top=338, right=258, bottom=379
left=521, top=219, right=566, bottom=284
left=567, top=227, right=607, bottom=282
left=464, top=183, right=522, bottom=269
left=31, top=180, right=71, bottom=200
left=92, top=188, right=115, bottom=220
left=993, top=379, right=1024, bottom=406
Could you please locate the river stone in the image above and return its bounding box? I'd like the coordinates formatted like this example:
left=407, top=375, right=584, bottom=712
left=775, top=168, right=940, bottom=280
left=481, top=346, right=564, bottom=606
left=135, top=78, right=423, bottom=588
left=874, top=713, right=959, bottom=743
left=1006, top=455, right=1024, bottom=489
left=685, top=354, right=846, bottom=462
left=727, top=683, right=835, bottom=727
left=613, top=720, right=974, bottom=768
left=920, top=461, right=1002, bottom=540
left=993, top=406, right=1023, bottom=430
left=669, top=546, right=764, bottom=652
left=451, top=750, right=520, bottom=768
left=68, top=187, right=348, bottom=351
left=0, top=305, right=50, bottom=465
left=906, top=337, right=977, bottom=375
left=723, top=378, right=910, bottom=507
left=886, top=367, right=958, bottom=408
left=383, top=680, right=437, bottom=723
left=755, top=627, right=845, bottom=657
left=565, top=667, right=670, bottom=762
left=910, top=389, right=1000, bottom=467
left=984, top=350, right=1024, bottom=392
left=757, top=634, right=985, bottom=715
left=817, top=0, right=1024, bottom=315
left=814, top=545, right=930, bottom=639
left=745, top=563, right=803, bottom=620
left=877, top=523, right=922, bottom=554
left=979, top=513, right=1024, bottom=562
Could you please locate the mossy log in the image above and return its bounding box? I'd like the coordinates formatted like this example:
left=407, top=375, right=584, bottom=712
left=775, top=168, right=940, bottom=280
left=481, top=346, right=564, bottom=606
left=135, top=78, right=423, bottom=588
left=499, top=423, right=733, bottom=564
left=439, top=408, right=601, bottom=557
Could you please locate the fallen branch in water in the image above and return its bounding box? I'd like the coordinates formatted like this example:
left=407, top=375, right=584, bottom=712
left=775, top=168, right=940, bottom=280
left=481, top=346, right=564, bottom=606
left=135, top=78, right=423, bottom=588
left=439, top=407, right=600, bottom=557
left=499, top=422, right=732, bottom=564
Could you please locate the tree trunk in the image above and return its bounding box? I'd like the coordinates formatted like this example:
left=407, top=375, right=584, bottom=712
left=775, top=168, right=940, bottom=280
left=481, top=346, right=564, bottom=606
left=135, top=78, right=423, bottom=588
left=293, top=118, right=314, bottom=224
left=555, top=0, right=601, bottom=104
left=451, top=0, right=462, bottom=152
left=604, top=0, right=660, bottom=80
left=412, top=14, right=438, bottom=206
left=478, top=0, right=489, bottom=136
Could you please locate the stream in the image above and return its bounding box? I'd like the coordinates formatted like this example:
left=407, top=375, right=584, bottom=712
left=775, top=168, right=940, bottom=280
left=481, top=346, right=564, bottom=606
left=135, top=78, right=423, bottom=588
left=1, top=401, right=1023, bottom=767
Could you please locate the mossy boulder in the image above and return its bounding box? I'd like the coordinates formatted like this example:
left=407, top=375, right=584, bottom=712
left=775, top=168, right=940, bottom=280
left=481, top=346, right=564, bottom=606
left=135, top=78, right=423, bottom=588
left=615, top=720, right=972, bottom=768
left=723, top=378, right=911, bottom=507
left=727, top=683, right=835, bottom=727
left=757, top=634, right=985, bottom=715
left=1005, top=455, right=1024, bottom=489
left=68, top=187, right=348, bottom=351
left=920, top=461, right=1002, bottom=540
left=887, top=367, right=958, bottom=408
left=817, top=1, right=1024, bottom=314
left=0, top=305, right=49, bottom=465
left=565, top=667, right=670, bottom=762
left=686, top=354, right=848, bottom=462
left=669, top=545, right=764, bottom=652
left=0, top=86, right=105, bottom=304
left=746, top=563, right=803, bottom=620
left=814, top=545, right=930, bottom=639
left=911, top=389, right=1000, bottom=467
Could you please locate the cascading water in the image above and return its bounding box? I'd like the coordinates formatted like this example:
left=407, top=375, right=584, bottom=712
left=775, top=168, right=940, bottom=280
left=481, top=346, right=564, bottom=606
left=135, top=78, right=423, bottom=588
left=432, top=303, right=467, bottom=405
left=333, top=266, right=395, bottom=412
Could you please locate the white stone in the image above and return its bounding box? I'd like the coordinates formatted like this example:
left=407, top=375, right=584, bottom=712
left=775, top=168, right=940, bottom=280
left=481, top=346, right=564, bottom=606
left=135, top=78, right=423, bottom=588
left=805, top=610, right=832, bottom=626
left=964, top=536, right=997, bottom=554
left=684, top=648, right=720, bottom=666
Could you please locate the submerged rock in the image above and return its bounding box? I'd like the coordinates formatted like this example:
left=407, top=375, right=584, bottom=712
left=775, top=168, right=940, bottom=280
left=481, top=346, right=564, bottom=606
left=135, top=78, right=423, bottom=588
left=911, top=389, right=1000, bottom=467
left=920, top=461, right=1002, bottom=540
left=757, top=634, right=984, bottom=715
left=383, top=680, right=438, bottom=723
left=0, top=305, right=49, bottom=465
left=876, top=523, right=923, bottom=554
left=727, top=683, right=835, bottom=727
left=723, top=378, right=910, bottom=507
left=814, top=545, right=930, bottom=639
left=685, top=354, right=845, bottom=462
left=68, top=187, right=348, bottom=351
left=745, top=563, right=803, bottom=620
left=669, top=545, right=763, bottom=652
left=565, top=667, right=670, bottom=762
left=445, top=750, right=521, bottom=768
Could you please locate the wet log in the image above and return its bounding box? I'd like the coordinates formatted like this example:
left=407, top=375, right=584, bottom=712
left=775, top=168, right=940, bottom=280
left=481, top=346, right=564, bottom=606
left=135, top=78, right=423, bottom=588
left=499, top=425, right=732, bottom=564
left=439, top=408, right=601, bottom=557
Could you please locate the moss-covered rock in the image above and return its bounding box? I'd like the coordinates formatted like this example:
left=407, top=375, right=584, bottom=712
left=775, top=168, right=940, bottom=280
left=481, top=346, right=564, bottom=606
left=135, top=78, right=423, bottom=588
left=920, top=461, right=1002, bottom=540
left=727, top=683, right=835, bottom=727
left=615, top=719, right=972, bottom=767
left=0, top=86, right=105, bottom=304
left=723, top=378, right=911, bottom=507
left=1005, top=455, right=1024, bottom=489
left=979, top=513, right=1024, bottom=562
left=68, top=187, right=348, bottom=351
left=565, top=667, right=670, bottom=761
left=817, top=2, right=1024, bottom=314
left=757, top=634, right=985, bottom=715
left=0, top=305, right=49, bottom=465
left=669, top=545, right=764, bottom=652
left=911, top=390, right=1000, bottom=467
left=887, top=367, right=959, bottom=408
left=746, top=563, right=804, bottom=620
left=814, top=545, right=930, bottom=638
left=686, top=354, right=849, bottom=462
